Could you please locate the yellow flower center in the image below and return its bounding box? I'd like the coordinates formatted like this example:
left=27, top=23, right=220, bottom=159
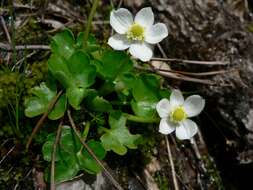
left=126, top=23, right=145, bottom=41
left=170, top=106, right=187, bottom=122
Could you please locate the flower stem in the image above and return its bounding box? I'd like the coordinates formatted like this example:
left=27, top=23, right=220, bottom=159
left=83, top=0, right=99, bottom=48
left=123, top=113, right=159, bottom=123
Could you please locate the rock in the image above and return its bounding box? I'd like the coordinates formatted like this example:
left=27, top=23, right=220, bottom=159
left=56, top=173, right=112, bottom=190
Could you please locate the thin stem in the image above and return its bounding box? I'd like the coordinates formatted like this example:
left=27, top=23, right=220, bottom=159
left=82, top=121, right=90, bottom=140
left=165, top=136, right=179, bottom=190
left=50, top=122, right=62, bottom=190
left=123, top=113, right=159, bottom=123
left=67, top=110, right=124, bottom=190
left=83, top=0, right=100, bottom=48
left=80, top=121, right=91, bottom=152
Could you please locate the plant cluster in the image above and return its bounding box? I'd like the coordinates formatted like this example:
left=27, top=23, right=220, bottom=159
left=24, top=6, right=205, bottom=184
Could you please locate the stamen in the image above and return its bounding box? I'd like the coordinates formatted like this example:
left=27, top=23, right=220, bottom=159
left=126, top=23, right=145, bottom=41
left=170, top=106, right=187, bottom=123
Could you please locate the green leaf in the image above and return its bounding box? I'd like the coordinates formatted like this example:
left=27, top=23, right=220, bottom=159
left=48, top=55, right=73, bottom=88
left=132, top=73, right=161, bottom=102
left=100, top=111, right=141, bottom=155
left=76, top=32, right=100, bottom=52
left=67, top=51, right=96, bottom=88
left=85, top=90, right=112, bottom=112
left=50, top=29, right=75, bottom=59
left=130, top=73, right=161, bottom=118
left=130, top=100, right=157, bottom=118
left=42, top=133, right=59, bottom=162
left=42, top=126, right=107, bottom=183
left=66, top=87, right=88, bottom=110
left=77, top=140, right=106, bottom=174
left=24, top=82, right=66, bottom=120
left=54, top=154, right=79, bottom=183
left=48, top=51, right=96, bottom=110
left=42, top=126, right=80, bottom=162
left=48, top=94, right=67, bottom=120
left=97, top=50, right=133, bottom=80
left=119, top=72, right=136, bottom=89
left=159, top=89, right=171, bottom=99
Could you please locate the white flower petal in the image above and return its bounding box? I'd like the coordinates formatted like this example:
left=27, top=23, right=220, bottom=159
left=108, top=34, right=130, bottom=50
left=184, top=95, right=205, bottom=117
left=170, top=89, right=184, bottom=108
left=159, top=118, right=176, bottom=135
left=175, top=119, right=198, bottom=140
left=110, top=8, right=133, bottom=34
left=145, top=23, right=168, bottom=44
left=134, top=7, right=154, bottom=28
left=129, top=42, right=153, bottom=62
left=156, top=98, right=171, bottom=118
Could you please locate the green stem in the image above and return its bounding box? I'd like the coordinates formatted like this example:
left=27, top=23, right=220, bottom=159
left=83, top=0, right=99, bottom=48
left=80, top=121, right=90, bottom=152
left=82, top=121, right=90, bottom=141
left=99, top=126, right=110, bottom=133
left=123, top=113, right=159, bottom=123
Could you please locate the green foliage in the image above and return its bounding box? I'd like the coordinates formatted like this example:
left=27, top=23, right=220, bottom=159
left=49, top=45, right=96, bottom=110
left=42, top=126, right=106, bottom=183
left=84, top=90, right=113, bottom=112
left=76, top=32, right=100, bottom=52
left=131, top=73, right=162, bottom=118
left=100, top=112, right=141, bottom=155
left=50, top=29, right=75, bottom=59
left=22, top=29, right=169, bottom=182
left=24, top=82, right=66, bottom=120
left=96, top=50, right=133, bottom=80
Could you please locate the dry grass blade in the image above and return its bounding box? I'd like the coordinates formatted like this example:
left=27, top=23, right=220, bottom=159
left=0, top=43, right=50, bottom=51
left=135, top=64, right=214, bottom=85
left=0, top=145, right=15, bottom=165
left=155, top=69, right=214, bottom=85
left=165, top=136, right=179, bottom=190
left=26, top=90, right=63, bottom=150
left=67, top=110, right=124, bottom=190
left=50, top=123, right=62, bottom=190
left=152, top=57, right=229, bottom=65
left=158, top=68, right=233, bottom=76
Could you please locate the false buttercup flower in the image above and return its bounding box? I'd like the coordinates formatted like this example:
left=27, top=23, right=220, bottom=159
left=108, top=7, right=168, bottom=62
left=156, top=90, right=205, bottom=140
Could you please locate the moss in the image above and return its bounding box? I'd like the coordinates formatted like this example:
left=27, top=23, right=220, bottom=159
left=0, top=60, right=48, bottom=139
left=154, top=171, right=170, bottom=190
left=202, top=155, right=225, bottom=190
left=247, top=24, right=253, bottom=33
left=0, top=71, right=19, bottom=109
left=15, top=17, right=49, bottom=44
left=23, top=60, right=48, bottom=96
left=137, top=130, right=158, bottom=165
left=0, top=60, right=48, bottom=109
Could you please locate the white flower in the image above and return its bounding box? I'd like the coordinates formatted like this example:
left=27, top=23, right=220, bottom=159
left=156, top=89, right=205, bottom=140
left=108, top=7, right=168, bottom=62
